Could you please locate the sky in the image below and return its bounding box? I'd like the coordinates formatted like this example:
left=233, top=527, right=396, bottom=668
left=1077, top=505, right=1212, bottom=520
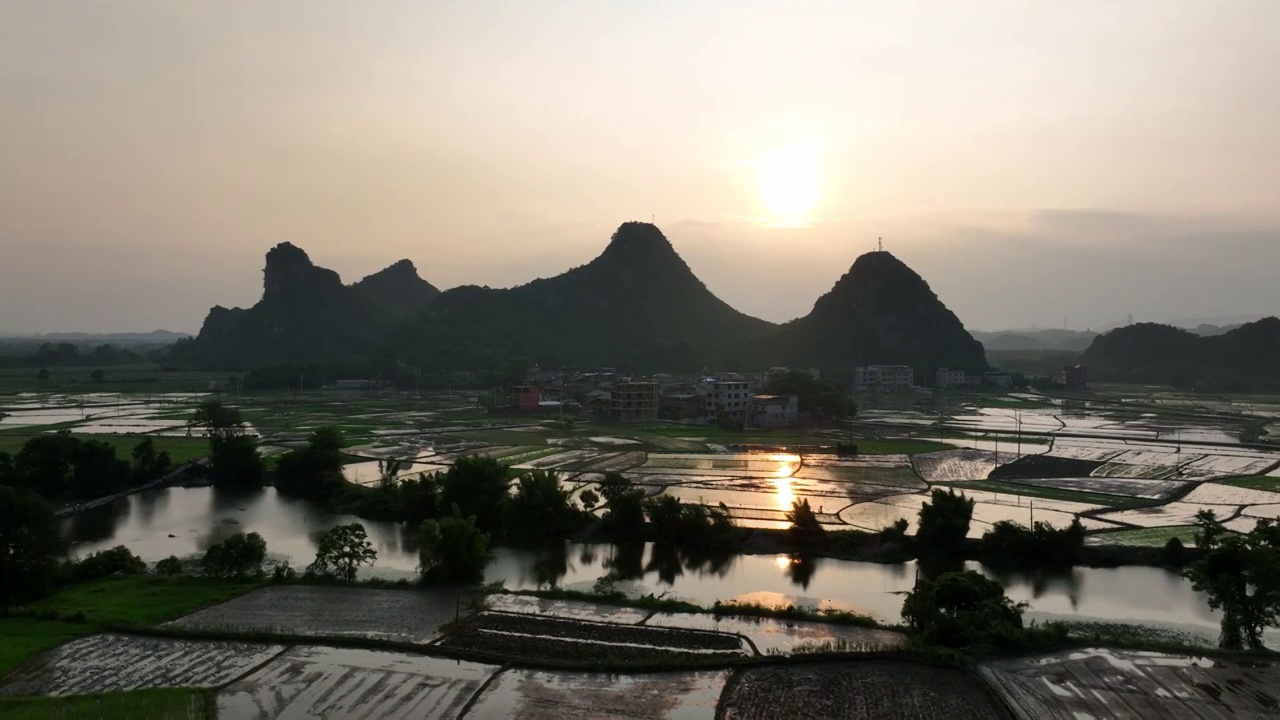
left=1, top=1, right=1277, bottom=334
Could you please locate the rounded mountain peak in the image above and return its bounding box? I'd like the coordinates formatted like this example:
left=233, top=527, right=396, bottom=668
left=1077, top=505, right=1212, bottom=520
left=600, top=222, right=680, bottom=260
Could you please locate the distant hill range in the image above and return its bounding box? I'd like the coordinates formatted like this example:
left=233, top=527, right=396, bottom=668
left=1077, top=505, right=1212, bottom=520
left=0, top=330, right=189, bottom=346
left=169, top=243, right=438, bottom=369
left=972, top=329, right=1098, bottom=353
left=1080, top=318, right=1280, bottom=391
left=170, top=222, right=987, bottom=374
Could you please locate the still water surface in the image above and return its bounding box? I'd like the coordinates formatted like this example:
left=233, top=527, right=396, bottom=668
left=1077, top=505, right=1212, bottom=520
left=65, top=486, right=1222, bottom=633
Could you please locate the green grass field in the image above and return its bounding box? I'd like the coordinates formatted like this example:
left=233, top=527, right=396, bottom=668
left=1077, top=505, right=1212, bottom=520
left=1091, top=525, right=1200, bottom=547
left=0, top=689, right=209, bottom=720
left=0, top=619, right=98, bottom=680
left=1, top=577, right=259, bottom=681
left=930, top=479, right=1137, bottom=508
left=0, top=432, right=209, bottom=464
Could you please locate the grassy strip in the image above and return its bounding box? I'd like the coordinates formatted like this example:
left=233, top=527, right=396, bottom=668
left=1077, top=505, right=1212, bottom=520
left=1089, top=525, right=1200, bottom=547
left=0, top=688, right=210, bottom=720
left=1215, top=475, right=1280, bottom=493
left=0, top=618, right=97, bottom=680
left=930, top=480, right=1138, bottom=508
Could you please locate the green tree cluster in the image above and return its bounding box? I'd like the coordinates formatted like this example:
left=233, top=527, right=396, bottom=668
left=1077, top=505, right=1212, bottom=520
left=0, top=486, right=63, bottom=612
left=916, top=488, right=974, bottom=555
left=982, top=519, right=1086, bottom=569
left=201, top=532, right=267, bottom=580
left=759, top=371, right=857, bottom=417
left=419, top=511, right=491, bottom=584
left=0, top=433, right=163, bottom=502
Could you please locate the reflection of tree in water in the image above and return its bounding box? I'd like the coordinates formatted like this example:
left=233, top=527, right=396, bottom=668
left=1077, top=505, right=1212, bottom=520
left=974, top=564, right=1083, bottom=610
left=646, top=543, right=684, bottom=585
left=64, top=498, right=130, bottom=545
left=530, top=540, right=571, bottom=588
left=786, top=554, right=817, bottom=589
left=210, top=485, right=263, bottom=514
left=916, top=556, right=966, bottom=582
left=133, top=487, right=170, bottom=528
left=644, top=543, right=738, bottom=586
left=603, top=542, right=646, bottom=582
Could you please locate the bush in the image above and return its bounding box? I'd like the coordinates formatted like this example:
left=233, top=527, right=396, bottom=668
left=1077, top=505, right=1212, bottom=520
left=69, top=545, right=147, bottom=583
left=154, top=556, right=184, bottom=576
left=1163, top=536, right=1188, bottom=566
left=787, top=499, right=825, bottom=547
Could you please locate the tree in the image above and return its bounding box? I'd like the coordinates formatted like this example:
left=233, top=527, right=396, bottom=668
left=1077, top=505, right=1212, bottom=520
left=1194, top=509, right=1225, bottom=550
left=309, top=523, right=377, bottom=582
left=916, top=488, right=974, bottom=555
left=760, top=370, right=857, bottom=417
left=209, top=435, right=265, bottom=488
left=902, top=570, right=1026, bottom=648
left=580, top=488, right=600, bottom=512
left=35, top=368, right=50, bottom=386
left=599, top=473, right=646, bottom=539
left=1184, top=515, right=1280, bottom=650
left=131, top=438, right=172, bottom=484
left=438, top=456, right=510, bottom=534
left=419, top=511, right=491, bottom=584
left=201, top=532, right=268, bottom=580
left=506, top=470, right=580, bottom=540
left=787, top=499, right=825, bottom=547
left=275, top=427, right=346, bottom=500
left=190, top=399, right=245, bottom=439
left=982, top=519, right=1085, bottom=569
left=0, top=486, right=63, bottom=612
left=89, top=369, right=105, bottom=383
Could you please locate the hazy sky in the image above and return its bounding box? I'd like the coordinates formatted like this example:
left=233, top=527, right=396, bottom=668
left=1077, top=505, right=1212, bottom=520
left=2, top=1, right=1277, bottom=334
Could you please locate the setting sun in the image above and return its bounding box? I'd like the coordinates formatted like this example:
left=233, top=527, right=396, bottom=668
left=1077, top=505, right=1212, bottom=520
left=756, top=143, right=822, bottom=226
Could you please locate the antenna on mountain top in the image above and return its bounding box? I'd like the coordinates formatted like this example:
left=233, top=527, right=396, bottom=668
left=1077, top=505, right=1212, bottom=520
left=878, top=237, right=883, bottom=252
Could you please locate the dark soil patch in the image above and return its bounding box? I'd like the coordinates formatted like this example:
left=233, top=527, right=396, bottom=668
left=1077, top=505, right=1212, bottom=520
left=719, top=661, right=1008, bottom=719
left=989, top=455, right=1102, bottom=480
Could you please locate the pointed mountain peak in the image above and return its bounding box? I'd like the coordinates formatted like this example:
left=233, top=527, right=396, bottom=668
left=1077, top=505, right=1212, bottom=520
left=360, top=258, right=419, bottom=280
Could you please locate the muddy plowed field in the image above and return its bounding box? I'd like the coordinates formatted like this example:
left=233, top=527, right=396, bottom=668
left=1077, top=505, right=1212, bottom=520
left=719, top=661, right=1007, bottom=719
left=0, top=634, right=284, bottom=697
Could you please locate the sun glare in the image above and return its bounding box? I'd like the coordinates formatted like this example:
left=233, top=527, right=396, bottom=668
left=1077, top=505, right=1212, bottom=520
left=756, top=143, right=822, bottom=226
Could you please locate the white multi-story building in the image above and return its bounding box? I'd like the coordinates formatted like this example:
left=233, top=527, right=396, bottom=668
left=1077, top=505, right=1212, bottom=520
left=936, top=368, right=967, bottom=389
left=706, top=380, right=751, bottom=421
left=854, top=365, right=915, bottom=392
left=750, top=394, right=799, bottom=427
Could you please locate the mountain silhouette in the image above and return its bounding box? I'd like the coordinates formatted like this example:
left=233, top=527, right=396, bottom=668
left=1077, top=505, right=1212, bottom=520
left=170, top=243, right=438, bottom=369
left=385, top=222, right=773, bottom=371
left=1081, top=317, right=1280, bottom=391
left=742, top=251, right=987, bottom=373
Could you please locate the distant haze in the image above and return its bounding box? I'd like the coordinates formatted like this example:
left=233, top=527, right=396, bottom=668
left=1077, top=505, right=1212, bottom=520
left=1, top=1, right=1277, bottom=334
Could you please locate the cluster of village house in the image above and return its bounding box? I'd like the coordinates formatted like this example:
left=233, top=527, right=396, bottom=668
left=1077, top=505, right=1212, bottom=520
left=504, top=364, right=1044, bottom=426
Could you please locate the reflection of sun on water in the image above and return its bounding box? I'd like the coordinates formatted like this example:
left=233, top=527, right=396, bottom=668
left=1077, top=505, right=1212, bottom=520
left=756, top=143, right=822, bottom=227
left=773, top=476, right=795, bottom=513
left=774, top=555, right=793, bottom=572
